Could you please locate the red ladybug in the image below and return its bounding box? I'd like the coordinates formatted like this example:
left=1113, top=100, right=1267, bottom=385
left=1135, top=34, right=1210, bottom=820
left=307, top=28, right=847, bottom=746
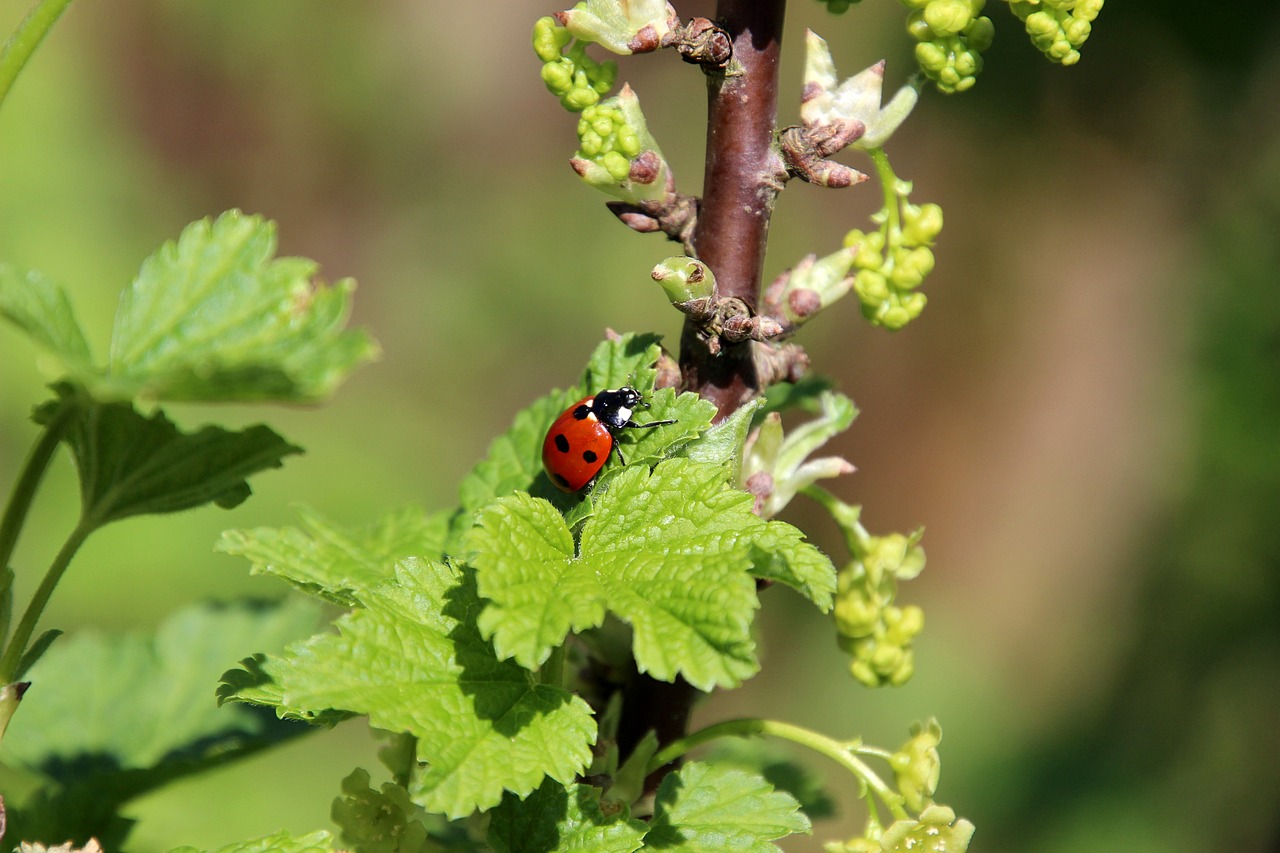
left=542, top=386, right=675, bottom=492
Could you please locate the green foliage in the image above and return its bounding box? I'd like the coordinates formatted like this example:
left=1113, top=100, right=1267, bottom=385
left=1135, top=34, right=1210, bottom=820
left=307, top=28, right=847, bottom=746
left=0, top=210, right=377, bottom=405
left=488, top=780, right=646, bottom=853
left=644, top=762, right=811, bottom=851
left=35, top=384, right=300, bottom=528
left=1, top=601, right=322, bottom=848
left=222, top=556, right=597, bottom=819
left=468, top=458, right=833, bottom=689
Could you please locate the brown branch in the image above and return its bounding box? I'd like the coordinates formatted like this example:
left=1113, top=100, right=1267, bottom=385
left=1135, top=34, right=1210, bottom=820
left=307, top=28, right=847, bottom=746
left=618, top=0, right=790, bottom=795
left=679, top=0, right=789, bottom=421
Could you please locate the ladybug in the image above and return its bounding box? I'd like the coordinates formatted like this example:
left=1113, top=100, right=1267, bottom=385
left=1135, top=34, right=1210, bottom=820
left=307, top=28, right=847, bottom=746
left=542, top=386, right=675, bottom=492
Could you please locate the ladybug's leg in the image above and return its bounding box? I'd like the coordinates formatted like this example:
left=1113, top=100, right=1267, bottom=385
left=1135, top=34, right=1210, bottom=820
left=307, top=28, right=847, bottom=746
left=622, top=418, right=677, bottom=429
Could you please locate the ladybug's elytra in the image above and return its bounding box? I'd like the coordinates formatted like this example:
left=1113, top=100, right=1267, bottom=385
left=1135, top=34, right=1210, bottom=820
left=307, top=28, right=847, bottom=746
left=542, top=386, right=675, bottom=492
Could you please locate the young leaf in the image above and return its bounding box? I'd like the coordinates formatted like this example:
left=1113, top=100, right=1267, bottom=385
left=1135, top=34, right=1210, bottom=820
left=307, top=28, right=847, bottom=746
left=0, top=264, right=93, bottom=378
left=645, top=762, right=811, bottom=852
left=746, top=520, right=837, bottom=611
left=470, top=458, right=836, bottom=689
left=488, top=779, right=646, bottom=853
left=104, top=210, right=377, bottom=403
left=470, top=460, right=755, bottom=690
left=168, top=830, right=335, bottom=853
left=224, top=558, right=595, bottom=818
left=33, top=385, right=300, bottom=527
left=218, top=505, right=450, bottom=607
left=579, top=331, right=664, bottom=392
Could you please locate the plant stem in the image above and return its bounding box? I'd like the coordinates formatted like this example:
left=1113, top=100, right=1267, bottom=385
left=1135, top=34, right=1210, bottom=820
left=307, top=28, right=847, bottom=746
left=0, top=397, right=74, bottom=579
left=0, top=519, right=91, bottom=684
left=623, top=0, right=789, bottom=796
left=647, top=717, right=910, bottom=820
left=0, top=0, right=75, bottom=111
left=680, top=0, right=788, bottom=420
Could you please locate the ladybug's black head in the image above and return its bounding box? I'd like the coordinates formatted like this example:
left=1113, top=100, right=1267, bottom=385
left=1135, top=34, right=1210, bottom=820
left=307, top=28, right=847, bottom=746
left=592, top=386, right=644, bottom=430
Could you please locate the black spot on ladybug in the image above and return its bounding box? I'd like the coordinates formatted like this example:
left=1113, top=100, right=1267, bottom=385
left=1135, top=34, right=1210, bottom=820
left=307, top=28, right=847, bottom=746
left=554, top=434, right=570, bottom=453
left=572, top=404, right=591, bottom=420
left=582, top=450, right=598, bottom=464
left=553, top=472, right=571, bottom=488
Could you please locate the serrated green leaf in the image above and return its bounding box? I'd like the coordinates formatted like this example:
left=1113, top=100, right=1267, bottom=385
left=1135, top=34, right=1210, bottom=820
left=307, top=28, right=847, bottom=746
left=470, top=493, right=601, bottom=669
left=169, top=829, right=335, bottom=853
left=645, top=762, right=811, bottom=851
left=679, top=398, right=763, bottom=479
left=470, top=458, right=835, bottom=689
left=33, top=386, right=300, bottom=527
left=104, top=210, right=376, bottom=403
left=218, top=505, right=450, bottom=607
left=228, top=559, right=595, bottom=818
left=0, top=601, right=321, bottom=847
left=579, top=332, right=664, bottom=392
left=471, top=460, right=757, bottom=690
left=0, top=264, right=93, bottom=377
left=488, top=779, right=646, bottom=853
left=706, top=739, right=837, bottom=820
left=747, top=520, right=837, bottom=611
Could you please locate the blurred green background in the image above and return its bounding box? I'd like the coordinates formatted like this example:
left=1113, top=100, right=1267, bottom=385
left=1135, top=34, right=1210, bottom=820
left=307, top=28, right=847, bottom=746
left=1, top=0, right=1278, bottom=850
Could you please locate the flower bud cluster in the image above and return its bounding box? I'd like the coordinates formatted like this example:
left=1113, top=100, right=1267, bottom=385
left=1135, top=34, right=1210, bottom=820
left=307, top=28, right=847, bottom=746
left=901, top=0, right=994, bottom=93
left=1007, top=0, right=1103, bottom=66
left=577, top=103, right=642, bottom=181
left=834, top=542, right=925, bottom=687
left=568, top=87, right=671, bottom=203
left=845, top=198, right=942, bottom=331
left=534, top=16, right=618, bottom=112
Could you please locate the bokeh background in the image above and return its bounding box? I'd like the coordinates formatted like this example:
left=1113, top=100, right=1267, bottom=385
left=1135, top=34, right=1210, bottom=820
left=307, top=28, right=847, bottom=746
left=1, top=1, right=1278, bottom=850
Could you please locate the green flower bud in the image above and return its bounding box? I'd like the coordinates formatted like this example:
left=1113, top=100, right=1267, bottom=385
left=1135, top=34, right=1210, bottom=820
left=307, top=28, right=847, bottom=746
left=914, top=40, right=947, bottom=73
left=966, top=15, right=995, bottom=51
left=541, top=58, right=575, bottom=93
left=880, top=805, right=975, bottom=853
left=901, top=202, right=944, bottom=245
left=924, top=0, right=973, bottom=37
left=835, top=593, right=881, bottom=638
left=906, top=10, right=935, bottom=43
left=601, top=150, right=631, bottom=181
left=854, top=269, right=890, bottom=304
left=532, top=16, right=573, bottom=63
left=890, top=246, right=935, bottom=288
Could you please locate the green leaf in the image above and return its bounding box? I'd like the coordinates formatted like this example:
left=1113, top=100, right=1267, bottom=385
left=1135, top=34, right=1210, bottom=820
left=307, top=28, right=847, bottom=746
left=679, top=398, right=763, bottom=480
left=705, top=739, right=836, bottom=819
left=169, top=830, right=336, bottom=853
left=12, top=628, right=61, bottom=681
left=0, top=601, right=322, bottom=848
left=470, top=460, right=750, bottom=689
left=104, top=210, right=377, bottom=403
left=218, top=505, right=450, bottom=607
left=645, top=762, right=811, bottom=851
left=0, top=264, right=93, bottom=377
left=224, top=558, right=595, bottom=818
left=34, top=385, right=300, bottom=527
left=746, top=521, right=837, bottom=611
left=488, top=779, right=646, bottom=853
left=579, top=331, right=664, bottom=391
left=470, top=459, right=836, bottom=689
